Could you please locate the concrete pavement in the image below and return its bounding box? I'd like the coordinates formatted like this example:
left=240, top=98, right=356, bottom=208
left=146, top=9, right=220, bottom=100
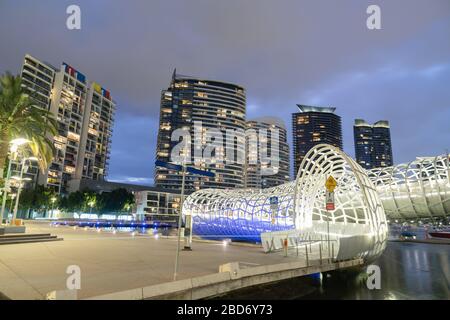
left=0, top=221, right=299, bottom=299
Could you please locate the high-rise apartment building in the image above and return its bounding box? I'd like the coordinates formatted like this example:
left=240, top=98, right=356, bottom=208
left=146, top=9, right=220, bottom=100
left=353, top=119, right=393, bottom=169
left=244, top=117, right=290, bottom=188
left=292, top=105, right=343, bottom=176
left=155, top=71, right=246, bottom=191
left=19, top=54, right=115, bottom=194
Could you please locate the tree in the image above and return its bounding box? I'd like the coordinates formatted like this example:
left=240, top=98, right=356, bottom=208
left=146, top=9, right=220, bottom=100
left=17, top=185, right=57, bottom=218
left=58, top=195, right=69, bottom=212
left=34, top=185, right=54, bottom=209
left=52, top=188, right=135, bottom=216
left=19, top=188, right=35, bottom=211
left=97, top=188, right=135, bottom=214
left=66, top=191, right=84, bottom=213
left=0, top=72, right=58, bottom=180
left=82, top=190, right=97, bottom=213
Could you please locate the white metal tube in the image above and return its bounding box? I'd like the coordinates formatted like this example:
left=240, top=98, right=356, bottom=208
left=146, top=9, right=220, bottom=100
left=173, top=164, right=186, bottom=281
left=0, top=159, right=13, bottom=224
left=12, top=159, right=26, bottom=224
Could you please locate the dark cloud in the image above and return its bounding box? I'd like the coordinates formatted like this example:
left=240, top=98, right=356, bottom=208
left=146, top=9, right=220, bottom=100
left=106, top=110, right=157, bottom=186
left=1, top=0, right=449, bottom=182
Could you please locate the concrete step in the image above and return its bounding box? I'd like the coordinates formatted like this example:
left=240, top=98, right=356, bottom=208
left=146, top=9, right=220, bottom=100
left=0, top=234, right=63, bottom=245
left=0, top=233, right=52, bottom=239
left=0, top=238, right=63, bottom=245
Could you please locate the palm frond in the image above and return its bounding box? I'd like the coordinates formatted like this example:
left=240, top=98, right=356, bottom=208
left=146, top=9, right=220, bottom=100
left=0, top=72, right=59, bottom=175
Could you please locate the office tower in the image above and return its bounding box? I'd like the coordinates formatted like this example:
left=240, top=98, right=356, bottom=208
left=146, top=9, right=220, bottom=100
left=292, top=105, right=343, bottom=176
left=244, top=117, right=290, bottom=188
left=155, top=70, right=246, bottom=191
left=19, top=54, right=115, bottom=194
left=354, top=119, right=393, bottom=169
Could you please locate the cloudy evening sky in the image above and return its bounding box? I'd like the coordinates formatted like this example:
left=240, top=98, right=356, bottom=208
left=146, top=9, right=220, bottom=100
left=1, top=0, right=449, bottom=185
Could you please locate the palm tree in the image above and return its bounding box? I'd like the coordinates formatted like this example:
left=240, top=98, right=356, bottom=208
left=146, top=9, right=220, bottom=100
left=0, top=72, right=58, bottom=180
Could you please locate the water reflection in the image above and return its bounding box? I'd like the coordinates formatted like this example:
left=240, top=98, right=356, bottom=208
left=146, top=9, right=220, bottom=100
left=52, top=220, right=172, bottom=237
left=302, top=242, right=450, bottom=300
left=100, top=226, right=165, bottom=235
left=216, top=242, right=450, bottom=300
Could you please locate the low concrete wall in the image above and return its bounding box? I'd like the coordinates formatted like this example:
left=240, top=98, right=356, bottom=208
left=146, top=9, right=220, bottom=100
left=0, top=226, right=26, bottom=235
left=85, top=258, right=363, bottom=300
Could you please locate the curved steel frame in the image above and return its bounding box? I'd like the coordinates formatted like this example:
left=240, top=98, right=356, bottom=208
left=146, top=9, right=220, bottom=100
left=183, top=182, right=296, bottom=242
left=183, top=145, right=448, bottom=260
left=183, top=144, right=387, bottom=253
left=369, top=155, right=450, bottom=220
left=293, top=144, right=387, bottom=259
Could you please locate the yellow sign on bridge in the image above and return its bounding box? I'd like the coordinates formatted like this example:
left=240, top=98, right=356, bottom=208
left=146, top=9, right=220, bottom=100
left=325, top=176, right=337, bottom=192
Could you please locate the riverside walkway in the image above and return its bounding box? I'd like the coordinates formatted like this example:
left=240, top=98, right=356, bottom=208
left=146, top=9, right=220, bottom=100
left=0, top=221, right=361, bottom=300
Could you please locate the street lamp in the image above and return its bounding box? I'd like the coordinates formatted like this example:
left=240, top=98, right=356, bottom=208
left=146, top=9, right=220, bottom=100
left=174, top=152, right=187, bottom=281
left=9, top=194, right=16, bottom=215
left=1, top=138, right=29, bottom=224
left=88, top=200, right=95, bottom=215
left=10, top=156, right=37, bottom=225
left=9, top=138, right=30, bottom=153
left=50, top=196, right=57, bottom=219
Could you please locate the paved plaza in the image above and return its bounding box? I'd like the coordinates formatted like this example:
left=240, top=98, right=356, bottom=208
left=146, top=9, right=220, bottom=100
left=0, top=221, right=297, bottom=300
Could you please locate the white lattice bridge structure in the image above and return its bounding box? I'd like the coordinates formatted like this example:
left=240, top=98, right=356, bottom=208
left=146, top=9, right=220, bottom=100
left=183, top=144, right=449, bottom=261
left=369, top=155, right=450, bottom=220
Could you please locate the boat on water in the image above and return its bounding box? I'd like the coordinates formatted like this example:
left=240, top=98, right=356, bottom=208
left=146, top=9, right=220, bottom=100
left=427, top=226, right=450, bottom=239
left=428, top=231, right=450, bottom=239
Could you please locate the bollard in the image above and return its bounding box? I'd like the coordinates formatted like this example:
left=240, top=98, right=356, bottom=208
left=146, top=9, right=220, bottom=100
left=305, top=244, right=309, bottom=266
left=270, top=238, right=275, bottom=252
left=283, top=238, right=288, bottom=257
left=319, top=243, right=322, bottom=265
left=331, top=242, right=335, bottom=262
left=296, top=238, right=299, bottom=257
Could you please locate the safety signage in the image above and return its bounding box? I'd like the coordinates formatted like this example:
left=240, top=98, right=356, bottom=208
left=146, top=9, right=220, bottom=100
left=326, top=191, right=335, bottom=211
left=269, top=196, right=279, bottom=210
left=325, top=176, right=337, bottom=192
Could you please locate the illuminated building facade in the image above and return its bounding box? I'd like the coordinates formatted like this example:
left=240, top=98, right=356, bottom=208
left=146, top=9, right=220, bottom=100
left=19, top=54, right=115, bottom=194
left=354, top=119, right=393, bottom=169
left=76, top=81, right=115, bottom=183
left=134, top=188, right=182, bottom=218
left=244, top=117, right=290, bottom=188
left=292, top=105, right=342, bottom=176
left=14, top=55, right=57, bottom=186
left=155, top=70, right=246, bottom=191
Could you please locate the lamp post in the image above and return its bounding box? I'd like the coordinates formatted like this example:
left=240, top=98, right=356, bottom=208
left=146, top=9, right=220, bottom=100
left=154, top=155, right=215, bottom=282
left=87, top=198, right=96, bottom=218
left=50, top=196, right=57, bottom=219
left=173, top=163, right=186, bottom=281
left=9, top=194, right=16, bottom=216
left=0, top=162, right=13, bottom=224
left=1, top=138, right=29, bottom=224
left=11, top=156, right=37, bottom=225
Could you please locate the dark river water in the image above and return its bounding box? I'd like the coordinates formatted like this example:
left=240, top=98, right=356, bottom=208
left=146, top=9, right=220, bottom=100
left=218, top=242, right=450, bottom=300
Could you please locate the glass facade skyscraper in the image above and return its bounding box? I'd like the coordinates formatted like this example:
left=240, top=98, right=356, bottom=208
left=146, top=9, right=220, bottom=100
left=292, top=105, right=343, bottom=176
left=354, top=119, right=393, bottom=169
left=155, top=70, right=246, bottom=191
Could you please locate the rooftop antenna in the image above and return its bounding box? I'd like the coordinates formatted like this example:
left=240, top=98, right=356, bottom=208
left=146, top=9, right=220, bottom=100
left=172, top=68, right=177, bottom=80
